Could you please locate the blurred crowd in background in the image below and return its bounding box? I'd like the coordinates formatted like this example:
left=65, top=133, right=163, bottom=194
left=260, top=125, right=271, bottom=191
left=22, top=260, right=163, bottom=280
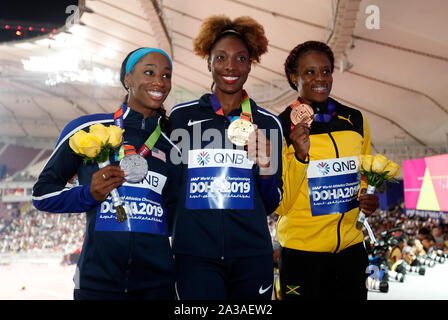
left=1, top=201, right=447, bottom=271
left=367, top=203, right=448, bottom=255
left=0, top=206, right=84, bottom=257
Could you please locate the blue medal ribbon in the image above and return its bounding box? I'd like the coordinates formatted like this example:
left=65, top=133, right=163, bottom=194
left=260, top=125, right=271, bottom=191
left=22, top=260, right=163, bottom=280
left=313, top=100, right=336, bottom=123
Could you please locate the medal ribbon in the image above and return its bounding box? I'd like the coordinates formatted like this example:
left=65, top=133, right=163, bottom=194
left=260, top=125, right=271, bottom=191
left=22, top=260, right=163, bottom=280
left=210, top=90, right=252, bottom=123
left=113, top=103, right=162, bottom=160
left=113, top=104, right=126, bottom=161
left=123, top=144, right=137, bottom=156
left=314, top=100, right=336, bottom=123
left=137, top=123, right=161, bottom=158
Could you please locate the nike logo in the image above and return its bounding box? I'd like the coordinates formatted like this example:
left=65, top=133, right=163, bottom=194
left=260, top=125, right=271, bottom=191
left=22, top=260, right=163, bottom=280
left=259, top=284, right=272, bottom=295
left=187, top=119, right=213, bottom=126
left=338, top=114, right=353, bottom=126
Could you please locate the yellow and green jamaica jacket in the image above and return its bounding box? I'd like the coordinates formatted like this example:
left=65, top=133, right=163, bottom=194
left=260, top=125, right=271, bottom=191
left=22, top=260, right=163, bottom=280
left=275, top=97, right=371, bottom=253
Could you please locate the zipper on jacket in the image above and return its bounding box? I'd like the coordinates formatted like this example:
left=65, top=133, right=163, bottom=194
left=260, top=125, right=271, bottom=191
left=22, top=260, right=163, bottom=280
left=327, top=132, right=339, bottom=158
left=334, top=213, right=344, bottom=253
left=328, top=132, right=343, bottom=254
left=220, top=119, right=230, bottom=261
left=220, top=209, right=225, bottom=260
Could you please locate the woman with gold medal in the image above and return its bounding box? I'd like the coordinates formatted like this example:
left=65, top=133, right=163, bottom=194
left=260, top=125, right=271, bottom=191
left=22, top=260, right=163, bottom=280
left=169, top=15, right=283, bottom=300
left=275, top=41, right=379, bottom=300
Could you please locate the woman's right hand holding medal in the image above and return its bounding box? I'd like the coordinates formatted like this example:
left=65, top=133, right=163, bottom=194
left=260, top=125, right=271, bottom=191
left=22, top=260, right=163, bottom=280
left=289, top=103, right=313, bottom=162
left=290, top=123, right=310, bottom=162
left=289, top=101, right=314, bottom=161
left=248, top=127, right=272, bottom=177
left=90, top=165, right=126, bottom=202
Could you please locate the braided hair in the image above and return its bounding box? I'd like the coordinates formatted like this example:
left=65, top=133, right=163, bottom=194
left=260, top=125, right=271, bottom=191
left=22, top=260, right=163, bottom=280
left=284, top=41, right=335, bottom=91
left=120, top=48, right=170, bottom=133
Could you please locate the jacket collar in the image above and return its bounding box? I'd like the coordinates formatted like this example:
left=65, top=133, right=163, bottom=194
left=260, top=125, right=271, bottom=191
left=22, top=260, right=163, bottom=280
left=122, top=104, right=161, bottom=132
left=199, top=93, right=257, bottom=118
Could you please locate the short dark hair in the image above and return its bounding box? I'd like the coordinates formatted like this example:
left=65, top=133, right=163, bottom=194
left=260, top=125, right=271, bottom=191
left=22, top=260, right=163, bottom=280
left=284, top=41, right=335, bottom=91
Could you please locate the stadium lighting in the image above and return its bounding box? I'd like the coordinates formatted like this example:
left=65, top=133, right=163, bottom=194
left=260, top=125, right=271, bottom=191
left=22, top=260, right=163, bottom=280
left=22, top=54, right=81, bottom=73
left=21, top=51, right=119, bottom=86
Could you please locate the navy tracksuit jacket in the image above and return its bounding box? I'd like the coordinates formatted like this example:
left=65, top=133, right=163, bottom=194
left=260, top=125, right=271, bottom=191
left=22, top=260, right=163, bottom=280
left=32, top=105, right=177, bottom=294
left=169, top=93, right=284, bottom=260
left=169, top=93, right=283, bottom=299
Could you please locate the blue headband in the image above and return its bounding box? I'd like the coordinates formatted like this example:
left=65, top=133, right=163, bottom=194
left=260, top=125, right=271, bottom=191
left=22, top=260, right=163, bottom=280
left=125, top=48, right=172, bottom=73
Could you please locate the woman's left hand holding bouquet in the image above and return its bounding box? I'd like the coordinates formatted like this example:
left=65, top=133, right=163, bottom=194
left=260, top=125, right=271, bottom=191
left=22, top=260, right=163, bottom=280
left=90, top=166, right=125, bottom=202
left=358, top=188, right=379, bottom=217
left=357, top=154, right=400, bottom=232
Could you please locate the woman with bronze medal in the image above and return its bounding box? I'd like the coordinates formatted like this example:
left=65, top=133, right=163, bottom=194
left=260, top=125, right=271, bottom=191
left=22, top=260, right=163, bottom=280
left=32, top=48, right=178, bottom=300
left=275, top=41, right=379, bottom=300
left=169, top=15, right=283, bottom=300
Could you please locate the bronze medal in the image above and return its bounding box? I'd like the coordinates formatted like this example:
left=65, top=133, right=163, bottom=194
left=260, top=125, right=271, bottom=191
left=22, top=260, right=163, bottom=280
left=227, top=118, right=255, bottom=146
left=290, top=103, right=314, bottom=126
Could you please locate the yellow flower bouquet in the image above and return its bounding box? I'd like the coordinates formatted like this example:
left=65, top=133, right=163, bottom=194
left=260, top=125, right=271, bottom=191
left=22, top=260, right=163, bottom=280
left=69, top=123, right=124, bottom=163
left=356, top=154, right=400, bottom=229
left=69, top=123, right=127, bottom=222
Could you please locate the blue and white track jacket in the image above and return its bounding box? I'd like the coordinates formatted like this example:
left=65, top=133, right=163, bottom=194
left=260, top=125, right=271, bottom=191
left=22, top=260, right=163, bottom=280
left=32, top=105, right=178, bottom=293
left=169, top=93, right=283, bottom=259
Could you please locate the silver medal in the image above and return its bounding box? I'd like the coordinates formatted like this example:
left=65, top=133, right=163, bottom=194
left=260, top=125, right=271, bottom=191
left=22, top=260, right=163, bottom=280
left=119, top=153, right=148, bottom=183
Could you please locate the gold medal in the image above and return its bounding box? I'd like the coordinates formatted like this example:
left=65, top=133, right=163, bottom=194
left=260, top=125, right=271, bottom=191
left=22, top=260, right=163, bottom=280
left=227, top=118, right=255, bottom=146
left=290, top=103, right=314, bottom=126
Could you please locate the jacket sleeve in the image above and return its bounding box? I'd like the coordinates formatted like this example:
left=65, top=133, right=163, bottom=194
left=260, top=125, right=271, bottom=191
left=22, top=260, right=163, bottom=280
left=32, top=124, right=100, bottom=213
left=360, top=115, right=372, bottom=191
left=275, top=139, right=308, bottom=216
left=257, top=173, right=281, bottom=215
left=162, top=146, right=181, bottom=235
left=257, top=123, right=284, bottom=215
left=361, top=115, right=372, bottom=156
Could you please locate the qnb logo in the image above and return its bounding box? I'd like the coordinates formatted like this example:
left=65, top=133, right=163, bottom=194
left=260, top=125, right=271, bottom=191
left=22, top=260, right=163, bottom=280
left=317, top=162, right=330, bottom=175
left=214, top=152, right=247, bottom=165
left=197, top=151, right=210, bottom=166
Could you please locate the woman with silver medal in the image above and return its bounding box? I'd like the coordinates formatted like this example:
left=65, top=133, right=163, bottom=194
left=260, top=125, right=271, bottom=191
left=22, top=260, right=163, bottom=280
left=33, top=47, right=177, bottom=300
